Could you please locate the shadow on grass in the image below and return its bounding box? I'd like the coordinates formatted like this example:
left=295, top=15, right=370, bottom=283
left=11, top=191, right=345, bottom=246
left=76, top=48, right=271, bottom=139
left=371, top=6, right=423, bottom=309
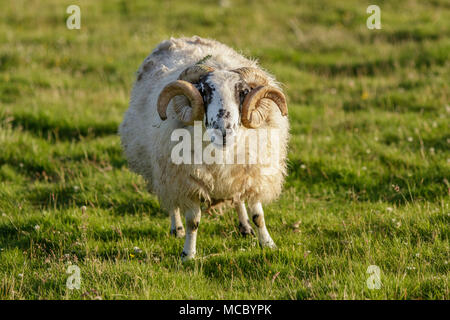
left=26, top=184, right=162, bottom=217
left=8, top=112, right=119, bottom=142
left=0, top=145, right=127, bottom=183
left=342, top=99, right=439, bottom=114
left=362, top=28, right=441, bottom=44
left=0, top=156, right=58, bottom=181
left=198, top=250, right=323, bottom=282
left=378, top=133, right=450, bottom=154
left=0, top=222, right=166, bottom=260
left=258, top=43, right=447, bottom=77
left=286, top=158, right=447, bottom=204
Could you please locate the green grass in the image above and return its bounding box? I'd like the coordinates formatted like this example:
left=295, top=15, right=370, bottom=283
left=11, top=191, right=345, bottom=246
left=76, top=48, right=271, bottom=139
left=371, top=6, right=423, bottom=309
left=0, top=0, right=449, bottom=299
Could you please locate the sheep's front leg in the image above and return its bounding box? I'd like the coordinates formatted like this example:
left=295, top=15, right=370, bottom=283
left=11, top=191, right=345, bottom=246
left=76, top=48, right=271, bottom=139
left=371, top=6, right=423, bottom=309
left=181, top=206, right=201, bottom=261
left=248, top=202, right=277, bottom=249
left=169, top=208, right=185, bottom=238
left=235, top=201, right=255, bottom=236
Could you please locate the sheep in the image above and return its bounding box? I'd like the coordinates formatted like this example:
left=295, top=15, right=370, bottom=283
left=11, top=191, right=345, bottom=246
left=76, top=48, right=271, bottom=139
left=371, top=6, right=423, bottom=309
left=119, top=36, right=289, bottom=260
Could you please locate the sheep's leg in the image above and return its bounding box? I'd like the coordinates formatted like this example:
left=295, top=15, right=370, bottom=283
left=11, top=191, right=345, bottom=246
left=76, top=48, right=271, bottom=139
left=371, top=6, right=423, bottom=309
left=248, top=202, right=277, bottom=249
left=235, top=201, right=255, bottom=236
left=181, top=206, right=201, bottom=261
left=169, top=208, right=185, bottom=238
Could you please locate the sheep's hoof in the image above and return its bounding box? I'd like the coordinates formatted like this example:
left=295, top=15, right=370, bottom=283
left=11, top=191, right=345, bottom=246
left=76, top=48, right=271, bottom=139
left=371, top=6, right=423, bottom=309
left=260, top=239, right=277, bottom=249
left=239, top=223, right=255, bottom=237
left=180, top=251, right=195, bottom=262
left=170, top=227, right=185, bottom=238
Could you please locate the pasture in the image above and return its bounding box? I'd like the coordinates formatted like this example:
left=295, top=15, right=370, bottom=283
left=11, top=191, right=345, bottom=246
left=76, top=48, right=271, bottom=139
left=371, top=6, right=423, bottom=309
left=0, top=0, right=448, bottom=299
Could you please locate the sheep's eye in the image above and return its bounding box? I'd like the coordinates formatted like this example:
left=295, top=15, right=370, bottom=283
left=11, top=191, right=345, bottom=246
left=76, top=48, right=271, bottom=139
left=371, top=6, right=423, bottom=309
left=197, top=82, right=213, bottom=106
left=239, top=88, right=250, bottom=105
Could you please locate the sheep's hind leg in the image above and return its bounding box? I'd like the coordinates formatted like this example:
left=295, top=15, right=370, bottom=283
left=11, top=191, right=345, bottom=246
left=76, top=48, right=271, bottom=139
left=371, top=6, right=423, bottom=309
left=181, top=206, right=201, bottom=261
left=235, top=201, right=255, bottom=236
left=170, top=208, right=185, bottom=238
left=248, top=202, right=277, bottom=249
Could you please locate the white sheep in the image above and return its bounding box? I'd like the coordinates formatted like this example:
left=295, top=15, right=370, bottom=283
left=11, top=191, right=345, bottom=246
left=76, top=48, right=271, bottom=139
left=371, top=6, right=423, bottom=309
left=119, top=36, right=289, bottom=260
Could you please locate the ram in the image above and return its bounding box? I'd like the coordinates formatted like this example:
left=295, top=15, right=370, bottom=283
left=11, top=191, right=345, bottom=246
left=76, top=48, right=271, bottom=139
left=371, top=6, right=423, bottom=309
left=119, top=36, right=289, bottom=260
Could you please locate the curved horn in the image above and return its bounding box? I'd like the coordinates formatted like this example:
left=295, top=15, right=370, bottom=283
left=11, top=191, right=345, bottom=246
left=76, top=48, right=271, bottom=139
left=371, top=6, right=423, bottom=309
left=232, top=67, right=269, bottom=87
left=157, top=80, right=204, bottom=125
left=156, top=64, right=214, bottom=125
left=241, top=86, right=287, bottom=128
left=233, top=67, right=288, bottom=128
left=178, top=64, right=214, bottom=82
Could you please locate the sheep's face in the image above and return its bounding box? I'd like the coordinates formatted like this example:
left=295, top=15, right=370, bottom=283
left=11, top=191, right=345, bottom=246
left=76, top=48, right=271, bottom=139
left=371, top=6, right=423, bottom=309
left=196, top=71, right=250, bottom=147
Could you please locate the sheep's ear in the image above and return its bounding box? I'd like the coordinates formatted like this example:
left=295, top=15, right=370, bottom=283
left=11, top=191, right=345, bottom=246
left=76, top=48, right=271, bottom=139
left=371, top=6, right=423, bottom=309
left=232, top=67, right=269, bottom=87
left=244, top=98, right=274, bottom=128
left=172, top=96, right=197, bottom=124
left=241, top=86, right=287, bottom=128
left=157, top=80, right=204, bottom=124
left=179, top=65, right=214, bottom=83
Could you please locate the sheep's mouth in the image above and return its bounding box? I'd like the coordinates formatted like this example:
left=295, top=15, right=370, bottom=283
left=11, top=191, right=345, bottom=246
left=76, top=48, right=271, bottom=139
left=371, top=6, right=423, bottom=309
left=211, top=139, right=229, bottom=149
left=209, top=133, right=237, bottom=150
left=206, top=127, right=237, bottom=149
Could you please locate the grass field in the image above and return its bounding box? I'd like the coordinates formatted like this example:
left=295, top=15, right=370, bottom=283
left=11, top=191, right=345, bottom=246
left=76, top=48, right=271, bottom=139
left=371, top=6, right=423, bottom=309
left=0, top=0, right=449, bottom=299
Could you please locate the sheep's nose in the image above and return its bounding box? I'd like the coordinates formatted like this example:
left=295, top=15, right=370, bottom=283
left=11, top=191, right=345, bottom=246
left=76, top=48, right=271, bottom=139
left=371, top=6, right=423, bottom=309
left=222, top=126, right=237, bottom=146
left=221, top=128, right=228, bottom=137
left=212, top=125, right=228, bottom=141
left=222, top=130, right=227, bottom=145
left=208, top=123, right=236, bottom=146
